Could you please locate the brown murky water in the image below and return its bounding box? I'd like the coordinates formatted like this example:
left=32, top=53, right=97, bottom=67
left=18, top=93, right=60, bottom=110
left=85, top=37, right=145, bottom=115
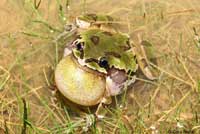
left=1, top=0, right=200, bottom=133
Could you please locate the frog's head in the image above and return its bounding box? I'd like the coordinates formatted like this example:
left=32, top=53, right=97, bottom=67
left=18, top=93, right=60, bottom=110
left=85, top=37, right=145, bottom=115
left=70, top=28, right=137, bottom=95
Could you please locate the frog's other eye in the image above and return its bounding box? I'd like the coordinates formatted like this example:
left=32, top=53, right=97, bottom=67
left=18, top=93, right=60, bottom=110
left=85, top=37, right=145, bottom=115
left=75, top=41, right=84, bottom=51
left=99, top=57, right=109, bottom=69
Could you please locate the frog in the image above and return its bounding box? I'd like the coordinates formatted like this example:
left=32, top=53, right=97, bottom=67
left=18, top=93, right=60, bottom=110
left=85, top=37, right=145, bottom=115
left=55, top=13, right=156, bottom=109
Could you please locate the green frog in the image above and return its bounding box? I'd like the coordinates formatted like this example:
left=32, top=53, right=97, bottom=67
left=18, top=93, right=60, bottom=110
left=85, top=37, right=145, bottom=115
left=55, top=14, right=156, bottom=107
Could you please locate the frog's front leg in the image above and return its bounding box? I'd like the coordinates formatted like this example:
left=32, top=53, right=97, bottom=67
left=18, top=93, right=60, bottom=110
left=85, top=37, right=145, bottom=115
left=49, top=84, right=59, bottom=105
left=95, top=93, right=112, bottom=119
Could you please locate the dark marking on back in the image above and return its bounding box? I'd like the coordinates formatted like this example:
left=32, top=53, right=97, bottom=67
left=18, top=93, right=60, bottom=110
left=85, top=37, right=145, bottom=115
left=87, top=14, right=97, bottom=21
left=115, top=39, right=130, bottom=51
left=141, top=40, right=152, bottom=47
left=94, top=23, right=101, bottom=28
left=105, top=52, right=121, bottom=58
left=140, top=59, right=148, bottom=68
left=106, top=15, right=114, bottom=26
left=90, top=35, right=100, bottom=45
left=76, top=35, right=82, bottom=39
left=103, top=31, right=113, bottom=36
left=134, top=55, right=137, bottom=63
left=106, top=15, right=114, bottom=21
left=126, top=40, right=131, bottom=47
left=120, top=45, right=131, bottom=51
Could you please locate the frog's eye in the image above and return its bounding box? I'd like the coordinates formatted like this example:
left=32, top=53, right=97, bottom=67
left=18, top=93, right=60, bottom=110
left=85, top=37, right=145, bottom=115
left=72, top=40, right=84, bottom=59
left=75, top=41, right=84, bottom=51
left=99, top=57, right=109, bottom=69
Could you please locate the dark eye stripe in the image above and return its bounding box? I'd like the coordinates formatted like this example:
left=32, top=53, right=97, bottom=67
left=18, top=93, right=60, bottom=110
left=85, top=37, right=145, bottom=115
left=105, top=52, right=121, bottom=58
left=85, top=58, right=99, bottom=63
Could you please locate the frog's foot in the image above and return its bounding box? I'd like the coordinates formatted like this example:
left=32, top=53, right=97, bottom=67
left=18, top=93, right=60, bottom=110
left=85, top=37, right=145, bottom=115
left=49, top=85, right=58, bottom=104
left=95, top=67, right=135, bottom=119
left=95, top=96, right=112, bottom=119
left=54, top=24, right=77, bottom=43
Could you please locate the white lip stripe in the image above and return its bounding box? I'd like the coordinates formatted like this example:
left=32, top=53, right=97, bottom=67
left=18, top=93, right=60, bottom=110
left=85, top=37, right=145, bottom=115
left=78, top=58, right=86, bottom=66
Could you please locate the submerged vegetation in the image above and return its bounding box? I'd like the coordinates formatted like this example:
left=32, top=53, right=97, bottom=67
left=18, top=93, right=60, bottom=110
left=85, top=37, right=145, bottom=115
left=0, top=0, right=200, bottom=133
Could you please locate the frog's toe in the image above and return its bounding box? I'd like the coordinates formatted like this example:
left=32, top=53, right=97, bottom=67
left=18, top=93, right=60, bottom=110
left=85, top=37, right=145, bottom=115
left=143, top=66, right=158, bottom=80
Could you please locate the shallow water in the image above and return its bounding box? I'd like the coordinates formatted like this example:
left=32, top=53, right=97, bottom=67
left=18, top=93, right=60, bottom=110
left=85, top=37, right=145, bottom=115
left=1, top=0, right=200, bottom=133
